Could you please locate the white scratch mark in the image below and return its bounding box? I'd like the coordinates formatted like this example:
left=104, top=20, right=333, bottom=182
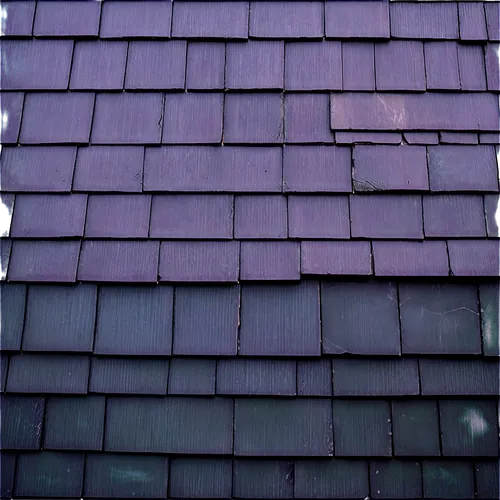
left=461, top=408, right=489, bottom=438
left=376, top=94, right=406, bottom=128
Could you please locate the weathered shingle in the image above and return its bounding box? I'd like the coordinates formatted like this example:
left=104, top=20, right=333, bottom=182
left=0, top=92, right=23, bottom=144
left=459, top=2, right=488, bottom=41
left=1, top=396, right=44, bottom=449
left=423, top=461, right=474, bottom=499
left=342, top=42, right=375, bottom=91
left=448, top=240, right=500, bottom=277
left=235, top=195, right=287, bottom=239
left=458, top=44, right=487, bottom=91
left=1, top=1, right=35, bottom=36
left=425, top=42, right=460, bottom=90
left=186, top=42, right=225, bottom=90
left=370, top=460, right=422, bottom=499
left=168, top=359, right=215, bottom=395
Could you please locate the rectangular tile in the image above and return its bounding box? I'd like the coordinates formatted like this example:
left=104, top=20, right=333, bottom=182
left=370, top=461, right=422, bottom=499
left=404, top=132, right=439, bottom=145
left=1, top=92, right=24, bottom=144
left=1, top=396, right=44, bottom=449
left=480, top=133, right=500, bottom=145
left=0, top=453, right=15, bottom=498
left=423, top=461, right=474, bottom=499
left=459, top=2, right=488, bottom=40
left=186, top=42, right=225, bottom=90
left=440, top=132, right=478, bottom=144
left=448, top=240, right=499, bottom=277
left=297, top=359, right=332, bottom=396
left=476, top=462, right=500, bottom=499
left=336, top=132, right=402, bottom=145
left=0, top=284, right=26, bottom=351
left=1, top=1, right=35, bottom=36
left=486, top=2, right=500, bottom=41
left=486, top=43, right=500, bottom=91
left=168, top=359, right=215, bottom=395
left=479, top=283, right=500, bottom=356
left=235, top=195, right=287, bottom=239
left=342, top=42, right=375, bottom=91
left=425, top=42, right=460, bottom=90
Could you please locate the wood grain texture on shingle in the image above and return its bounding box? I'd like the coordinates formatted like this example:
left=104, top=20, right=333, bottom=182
left=1, top=396, right=44, bottom=449
left=336, top=131, right=403, bottom=145
left=0, top=283, right=26, bottom=350
left=235, top=195, right=287, bottom=239
left=186, top=42, right=225, bottom=90
left=448, top=240, right=500, bottom=277
left=370, top=461, right=422, bottom=499
left=342, top=42, right=375, bottom=91
left=485, top=2, right=500, bottom=41
left=423, top=462, right=474, bottom=499
left=168, top=359, right=216, bottom=395
left=1, top=1, right=35, bottom=36
left=0, top=92, right=24, bottom=144
left=459, top=2, right=488, bottom=41
left=424, top=42, right=460, bottom=90
left=484, top=194, right=499, bottom=237
left=485, top=43, right=500, bottom=91
left=440, top=132, right=478, bottom=145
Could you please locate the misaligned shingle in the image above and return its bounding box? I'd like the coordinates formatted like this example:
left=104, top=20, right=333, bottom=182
left=370, top=460, right=422, bottom=499
left=168, top=359, right=216, bottom=395
left=0, top=284, right=26, bottom=351
left=425, top=42, right=461, bottom=90
left=297, top=359, right=332, bottom=396
left=423, top=461, right=474, bottom=499
left=448, top=240, right=500, bottom=277
left=235, top=195, right=287, bottom=239
left=1, top=1, right=35, bottom=36
left=459, top=2, right=488, bottom=41
left=458, top=44, right=488, bottom=91
left=0, top=92, right=23, bottom=144
left=342, top=42, right=375, bottom=91
left=186, top=42, right=225, bottom=90
left=479, top=283, right=500, bottom=356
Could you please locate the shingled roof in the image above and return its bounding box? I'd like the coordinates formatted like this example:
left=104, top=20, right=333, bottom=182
left=0, top=0, right=499, bottom=498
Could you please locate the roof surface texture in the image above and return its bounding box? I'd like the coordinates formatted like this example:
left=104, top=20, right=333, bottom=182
left=0, top=0, right=499, bottom=499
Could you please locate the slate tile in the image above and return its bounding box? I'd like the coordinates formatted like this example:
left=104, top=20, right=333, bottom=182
left=85, top=194, right=150, bottom=238
left=7, top=354, right=89, bottom=393
left=404, top=132, right=439, bottom=145
left=423, top=461, right=474, bottom=499
left=70, top=41, right=128, bottom=90
left=250, top=2, right=323, bottom=39
left=458, top=44, right=487, bottom=91
left=0, top=240, right=11, bottom=282
left=20, top=93, right=94, bottom=144
left=476, top=461, right=500, bottom=499
left=0, top=452, right=15, bottom=498
left=448, top=240, right=500, bottom=277
left=0, top=284, right=26, bottom=351
left=105, top=396, right=233, bottom=454
left=78, top=241, right=160, bottom=282
left=353, top=145, right=428, bottom=191
left=8, top=240, right=80, bottom=282
left=440, top=132, right=479, bottom=145
left=186, top=42, right=225, bottom=90
left=90, top=358, right=170, bottom=395
left=419, top=359, right=500, bottom=395
left=370, top=460, right=422, bottom=499
left=217, top=359, right=296, bottom=396
left=168, top=359, right=215, bottom=395
left=224, top=93, right=283, bottom=144
left=0, top=92, right=23, bottom=144
left=375, top=41, right=425, bottom=91
left=0, top=355, right=7, bottom=391
left=301, top=241, right=372, bottom=276
left=373, top=241, right=450, bottom=277
left=100, top=1, right=172, bottom=38
left=11, top=194, right=87, bottom=238
left=350, top=195, right=423, bottom=239
left=23, top=284, right=96, bottom=352
left=288, top=195, right=349, bottom=238
left=74, top=146, right=144, bottom=192
left=163, top=93, right=223, bottom=144
left=235, top=195, right=287, bottom=239
left=283, top=145, right=351, bottom=193
left=480, top=283, right=500, bottom=356
left=333, top=400, right=391, bottom=456
left=33, top=1, right=100, bottom=36
left=391, top=2, right=459, bottom=39
left=235, top=398, right=332, bottom=456
left=333, top=359, right=419, bottom=396
left=485, top=43, right=500, bottom=91
left=480, top=133, right=500, bottom=145
left=95, top=286, right=172, bottom=355
left=321, top=282, right=400, bottom=355
left=486, top=3, right=500, bottom=41
left=285, top=41, right=341, bottom=91
left=1, top=146, right=75, bottom=192
left=16, top=452, right=84, bottom=497
left=240, top=281, right=320, bottom=356
left=144, top=146, right=282, bottom=192
left=459, top=3, right=488, bottom=41
left=297, top=359, right=332, bottom=396
left=91, top=93, right=163, bottom=144
left=44, top=396, right=105, bottom=451
left=428, top=145, right=498, bottom=191
left=425, top=42, right=460, bottom=90
left=0, top=195, right=13, bottom=240
left=173, top=1, right=248, bottom=39
left=336, top=131, right=403, bottom=145
left=1, top=395, right=44, bottom=449
left=233, top=460, right=294, bottom=499
left=227, top=41, right=284, bottom=90
left=284, top=94, right=333, bottom=144
left=173, top=285, right=239, bottom=356
left=159, top=241, right=240, bottom=282
left=440, top=400, right=499, bottom=457
left=85, top=454, right=168, bottom=498
left=1, top=1, right=35, bottom=36
left=342, top=41, right=375, bottom=91
left=1, top=40, right=73, bottom=90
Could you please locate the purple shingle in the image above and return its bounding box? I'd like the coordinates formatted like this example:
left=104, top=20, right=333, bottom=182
left=163, top=93, right=223, bottom=144
left=285, top=94, right=333, bottom=144
left=459, top=3, right=488, bottom=41
left=288, top=196, right=350, bottom=239
left=373, top=241, right=449, bottom=277
left=342, top=42, right=375, bottom=91
left=391, top=3, right=459, bottom=39
left=173, top=1, right=248, bottom=39
left=240, top=241, right=299, bottom=280
left=0, top=146, right=76, bottom=192
left=428, top=146, right=498, bottom=192
left=186, top=43, right=225, bottom=90
left=448, top=241, right=500, bottom=277
left=224, top=94, right=282, bottom=144
left=0, top=194, right=14, bottom=237
left=20, top=93, right=94, bottom=144
left=100, top=1, right=172, bottom=38
left=485, top=44, right=500, bottom=91
left=144, top=146, right=282, bottom=193
left=404, top=133, right=439, bottom=145
left=335, top=132, right=402, bottom=145
left=439, top=132, right=478, bottom=145
left=350, top=195, right=423, bottom=239
left=1, top=1, right=35, bottom=36
left=85, top=195, right=151, bottom=239
left=283, top=146, right=351, bottom=193
left=1, top=40, right=73, bottom=90
left=150, top=195, right=233, bottom=239
left=485, top=3, right=500, bottom=41
left=8, top=241, right=80, bottom=282
left=11, top=194, right=87, bottom=238
left=285, top=42, right=341, bottom=91
left=91, top=93, right=162, bottom=144
left=159, top=241, right=239, bottom=282
left=1, top=239, right=12, bottom=281
left=235, top=196, right=287, bottom=239
left=325, top=1, right=389, bottom=39
left=0, top=92, right=23, bottom=144
left=353, top=145, right=428, bottom=191
left=425, top=42, right=460, bottom=90
left=250, top=2, right=323, bottom=39
left=70, top=41, right=128, bottom=90
left=375, top=41, right=425, bottom=91
left=78, top=241, right=159, bottom=283
left=125, top=41, right=186, bottom=90
left=34, top=1, right=100, bottom=37
left=458, top=45, right=487, bottom=91
left=484, top=195, right=499, bottom=237
left=480, top=133, right=500, bottom=145
left=301, top=241, right=372, bottom=276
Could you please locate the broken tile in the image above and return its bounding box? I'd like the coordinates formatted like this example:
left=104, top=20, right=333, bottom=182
left=342, top=42, right=375, bottom=91
left=448, top=240, right=500, bottom=277
left=95, top=286, right=172, bottom=355
left=336, top=132, right=402, bottom=145
left=168, top=359, right=215, bottom=395
left=459, top=3, right=488, bottom=40
left=1, top=396, right=44, bottom=449
left=404, top=132, right=439, bottom=145
left=476, top=462, right=500, bottom=499
left=173, top=285, right=239, bottom=355
left=480, top=283, right=500, bottom=356
left=440, top=132, right=478, bottom=144
left=78, top=241, right=159, bottom=282
left=297, top=359, right=332, bottom=396
left=486, top=2, right=500, bottom=41
left=423, top=461, right=474, bottom=499
left=370, top=460, right=422, bottom=499
left=485, top=43, right=500, bottom=91
left=1, top=1, right=35, bottom=36
left=186, top=42, right=225, bottom=90
left=425, top=42, right=460, bottom=90
left=235, top=195, right=287, bottom=239
left=0, top=284, right=26, bottom=351
left=0, top=92, right=24, bottom=144
left=458, top=44, right=487, bottom=91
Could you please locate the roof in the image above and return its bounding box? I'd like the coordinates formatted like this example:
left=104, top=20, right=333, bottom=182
left=0, top=1, right=499, bottom=499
